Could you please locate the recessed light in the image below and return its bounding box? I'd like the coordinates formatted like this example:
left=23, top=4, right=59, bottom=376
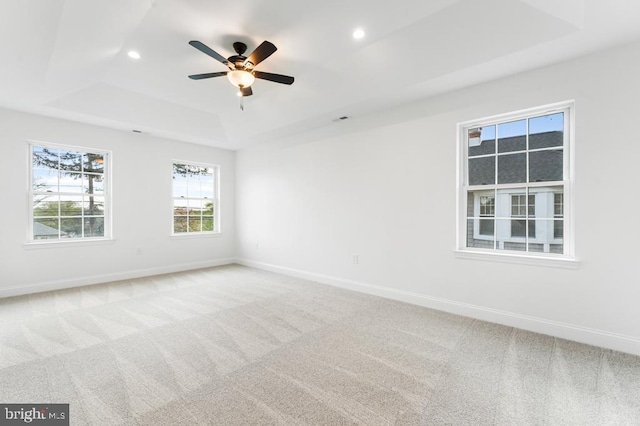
left=353, top=28, right=365, bottom=39
left=127, top=51, right=141, bottom=59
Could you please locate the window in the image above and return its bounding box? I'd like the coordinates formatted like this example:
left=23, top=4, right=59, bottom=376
left=458, top=102, right=573, bottom=259
left=172, top=162, right=219, bottom=234
left=30, top=143, right=110, bottom=241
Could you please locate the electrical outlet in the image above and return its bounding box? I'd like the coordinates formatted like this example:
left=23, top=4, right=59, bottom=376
left=352, top=253, right=359, bottom=264
left=136, top=248, right=142, bottom=255
left=255, top=242, right=260, bottom=250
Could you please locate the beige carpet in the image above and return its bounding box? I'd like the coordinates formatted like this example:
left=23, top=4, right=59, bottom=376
left=1, top=264, right=639, bottom=425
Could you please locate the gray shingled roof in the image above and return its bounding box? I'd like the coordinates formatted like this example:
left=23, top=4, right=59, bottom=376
left=468, top=131, right=563, bottom=185
left=34, top=222, right=65, bottom=236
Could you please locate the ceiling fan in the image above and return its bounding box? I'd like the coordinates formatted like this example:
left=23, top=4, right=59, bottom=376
left=188, top=40, right=294, bottom=100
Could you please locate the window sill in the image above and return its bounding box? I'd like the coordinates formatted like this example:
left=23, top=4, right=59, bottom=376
left=453, top=249, right=580, bottom=269
left=170, top=232, right=222, bottom=239
left=23, top=238, right=115, bottom=250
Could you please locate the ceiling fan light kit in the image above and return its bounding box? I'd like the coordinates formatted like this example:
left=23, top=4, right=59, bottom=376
left=188, top=39, right=294, bottom=109
left=227, top=70, right=255, bottom=88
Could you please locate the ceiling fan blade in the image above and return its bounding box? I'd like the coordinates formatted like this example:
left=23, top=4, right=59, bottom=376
left=246, top=41, right=277, bottom=67
left=188, top=72, right=228, bottom=80
left=253, top=71, right=294, bottom=85
left=189, top=41, right=230, bottom=67
left=241, top=86, right=253, bottom=96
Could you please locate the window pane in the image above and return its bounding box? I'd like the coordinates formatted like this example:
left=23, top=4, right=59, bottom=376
left=61, top=218, right=82, bottom=238
left=198, top=175, right=215, bottom=200
left=479, top=219, right=494, bottom=236
left=529, top=149, right=563, bottom=182
left=34, top=218, right=59, bottom=239
left=189, top=199, right=203, bottom=216
left=59, top=172, right=83, bottom=193
left=188, top=167, right=215, bottom=199
left=496, top=219, right=526, bottom=252
left=174, top=216, right=188, bottom=233
left=32, top=146, right=58, bottom=168
left=468, top=126, right=495, bottom=156
left=508, top=218, right=536, bottom=238
left=203, top=201, right=214, bottom=215
left=467, top=219, right=494, bottom=249
left=188, top=217, right=201, bottom=232
left=59, top=150, right=83, bottom=172
left=529, top=113, right=563, bottom=149
left=84, top=196, right=104, bottom=216
left=551, top=218, right=564, bottom=254
left=530, top=187, right=562, bottom=219
left=174, top=199, right=188, bottom=216
left=84, top=217, right=105, bottom=237
left=60, top=198, right=83, bottom=216
left=83, top=174, right=104, bottom=194
left=554, top=220, right=564, bottom=240
left=202, top=216, right=214, bottom=232
left=83, top=153, right=105, bottom=173
left=498, top=120, right=526, bottom=153
left=511, top=219, right=526, bottom=237
left=468, top=157, right=495, bottom=185
left=173, top=175, right=188, bottom=198
left=33, top=196, right=59, bottom=217
left=33, top=169, right=58, bottom=192
left=498, top=153, right=526, bottom=184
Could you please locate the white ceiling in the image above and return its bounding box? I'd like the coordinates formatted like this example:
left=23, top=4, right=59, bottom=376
left=2, top=0, right=640, bottom=150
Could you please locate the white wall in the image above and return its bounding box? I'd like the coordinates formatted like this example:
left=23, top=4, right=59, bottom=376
left=0, top=109, right=236, bottom=296
left=235, top=39, right=640, bottom=355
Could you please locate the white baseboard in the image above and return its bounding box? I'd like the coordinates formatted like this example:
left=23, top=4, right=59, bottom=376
left=0, top=258, right=235, bottom=298
left=235, top=258, right=640, bottom=356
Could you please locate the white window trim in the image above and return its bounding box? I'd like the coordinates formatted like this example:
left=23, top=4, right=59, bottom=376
left=25, top=140, right=113, bottom=247
left=23, top=238, right=116, bottom=250
left=455, top=101, right=578, bottom=268
left=170, top=159, right=221, bottom=237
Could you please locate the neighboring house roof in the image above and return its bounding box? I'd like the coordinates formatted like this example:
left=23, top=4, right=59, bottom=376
left=34, top=222, right=65, bottom=236
left=469, top=130, right=563, bottom=157
left=468, top=130, right=563, bottom=185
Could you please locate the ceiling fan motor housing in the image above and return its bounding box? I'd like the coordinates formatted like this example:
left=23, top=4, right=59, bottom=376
left=230, top=42, right=253, bottom=69
left=228, top=55, right=249, bottom=70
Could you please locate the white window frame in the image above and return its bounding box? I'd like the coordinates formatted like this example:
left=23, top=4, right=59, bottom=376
left=171, top=160, right=220, bottom=237
left=455, top=101, right=577, bottom=268
left=26, top=141, right=112, bottom=247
